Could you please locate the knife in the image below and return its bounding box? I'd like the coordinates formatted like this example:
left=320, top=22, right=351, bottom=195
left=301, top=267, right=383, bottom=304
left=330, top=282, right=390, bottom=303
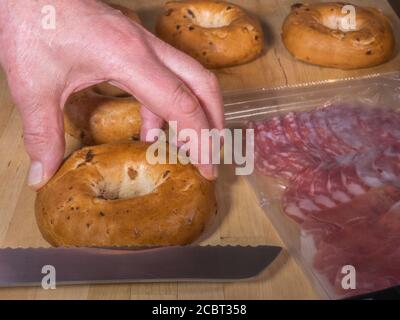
left=0, top=245, right=281, bottom=287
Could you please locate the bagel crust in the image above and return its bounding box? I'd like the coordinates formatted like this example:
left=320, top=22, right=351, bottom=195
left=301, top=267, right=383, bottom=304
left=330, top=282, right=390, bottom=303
left=35, top=142, right=217, bottom=247
left=64, top=88, right=142, bottom=145
left=156, top=0, right=264, bottom=68
left=282, top=2, right=396, bottom=69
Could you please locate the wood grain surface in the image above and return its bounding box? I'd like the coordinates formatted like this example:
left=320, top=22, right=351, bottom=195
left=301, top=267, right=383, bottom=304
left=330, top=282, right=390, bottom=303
left=0, top=0, right=399, bottom=300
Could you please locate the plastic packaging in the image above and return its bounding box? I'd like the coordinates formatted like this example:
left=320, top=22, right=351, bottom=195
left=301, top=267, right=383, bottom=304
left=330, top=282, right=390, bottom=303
left=224, top=72, right=400, bottom=299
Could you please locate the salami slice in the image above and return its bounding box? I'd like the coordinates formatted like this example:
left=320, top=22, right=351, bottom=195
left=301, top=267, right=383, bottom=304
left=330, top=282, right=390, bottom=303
left=283, top=166, right=341, bottom=223
left=296, top=111, right=329, bottom=159
left=340, top=165, right=369, bottom=197
left=372, top=143, right=400, bottom=187
left=282, top=112, right=311, bottom=154
left=251, top=104, right=400, bottom=298
left=315, top=217, right=400, bottom=297
left=327, top=166, right=353, bottom=204
left=354, top=148, right=386, bottom=188
left=251, top=117, right=315, bottom=179
left=282, top=168, right=322, bottom=223
left=325, top=105, right=368, bottom=151
left=311, top=108, right=354, bottom=156
left=357, top=107, right=400, bottom=144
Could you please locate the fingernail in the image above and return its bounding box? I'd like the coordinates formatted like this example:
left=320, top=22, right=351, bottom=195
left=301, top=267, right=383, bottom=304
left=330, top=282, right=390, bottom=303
left=199, top=165, right=218, bottom=181
left=28, top=161, right=43, bottom=187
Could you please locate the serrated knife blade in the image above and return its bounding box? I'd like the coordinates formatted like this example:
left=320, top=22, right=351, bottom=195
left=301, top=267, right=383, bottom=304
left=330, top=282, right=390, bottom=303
left=0, top=245, right=281, bottom=287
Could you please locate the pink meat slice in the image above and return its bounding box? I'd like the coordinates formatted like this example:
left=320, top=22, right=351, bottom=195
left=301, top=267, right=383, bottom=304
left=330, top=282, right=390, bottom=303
left=340, top=165, right=369, bottom=197
left=354, top=144, right=400, bottom=188
left=327, top=166, right=353, bottom=204
left=315, top=220, right=400, bottom=297
left=282, top=167, right=322, bottom=223
left=372, top=143, right=400, bottom=187
left=308, top=166, right=339, bottom=209
left=251, top=117, right=315, bottom=179
left=296, top=111, right=331, bottom=160
left=325, top=105, right=369, bottom=151
left=357, top=107, right=400, bottom=144
left=310, top=186, right=400, bottom=296
left=311, top=108, right=353, bottom=156
left=282, top=166, right=343, bottom=223
left=282, top=112, right=309, bottom=153
left=252, top=105, right=400, bottom=298
left=301, top=221, right=340, bottom=250
left=309, top=185, right=400, bottom=227
left=354, top=148, right=386, bottom=188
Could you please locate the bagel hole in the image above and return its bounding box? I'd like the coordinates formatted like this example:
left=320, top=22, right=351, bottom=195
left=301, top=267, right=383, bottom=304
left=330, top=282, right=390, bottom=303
left=320, top=14, right=360, bottom=32
left=186, top=9, right=232, bottom=28
left=95, top=165, right=170, bottom=200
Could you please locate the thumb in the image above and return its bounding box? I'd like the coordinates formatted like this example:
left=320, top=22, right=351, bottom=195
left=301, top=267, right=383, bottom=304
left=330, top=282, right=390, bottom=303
left=19, top=99, right=65, bottom=189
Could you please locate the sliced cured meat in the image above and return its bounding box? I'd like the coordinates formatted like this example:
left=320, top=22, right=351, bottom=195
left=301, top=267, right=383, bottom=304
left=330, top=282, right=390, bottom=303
left=308, top=166, right=339, bottom=209
left=254, top=151, right=305, bottom=180
left=327, top=166, right=353, bottom=204
left=372, top=143, right=400, bottom=187
left=340, top=165, right=369, bottom=197
left=282, top=168, right=322, bottom=223
left=301, top=221, right=340, bottom=253
left=334, top=271, right=398, bottom=298
left=314, top=217, right=400, bottom=296
left=357, top=107, right=400, bottom=144
left=354, top=148, right=386, bottom=188
left=252, top=116, right=290, bottom=149
left=310, top=185, right=400, bottom=227
left=251, top=117, right=315, bottom=179
left=379, top=200, right=400, bottom=232
left=250, top=104, right=400, bottom=297
left=282, top=112, right=311, bottom=154
left=325, top=105, right=368, bottom=151
left=283, top=166, right=343, bottom=223
left=354, top=144, right=400, bottom=188
left=296, top=111, right=330, bottom=159
left=311, top=108, right=353, bottom=156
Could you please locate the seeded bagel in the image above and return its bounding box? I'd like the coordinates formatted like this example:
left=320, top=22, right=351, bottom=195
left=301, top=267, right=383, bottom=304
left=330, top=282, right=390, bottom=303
left=282, top=2, right=395, bottom=69
left=64, top=88, right=142, bottom=145
left=156, top=0, right=264, bottom=68
left=35, top=142, right=217, bottom=247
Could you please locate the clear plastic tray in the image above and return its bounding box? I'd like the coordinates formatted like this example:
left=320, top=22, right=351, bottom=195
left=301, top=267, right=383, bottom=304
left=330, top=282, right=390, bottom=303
left=224, top=72, right=400, bottom=299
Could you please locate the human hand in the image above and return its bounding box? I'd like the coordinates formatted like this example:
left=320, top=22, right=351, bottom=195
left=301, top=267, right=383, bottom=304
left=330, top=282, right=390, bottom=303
left=0, top=0, right=224, bottom=189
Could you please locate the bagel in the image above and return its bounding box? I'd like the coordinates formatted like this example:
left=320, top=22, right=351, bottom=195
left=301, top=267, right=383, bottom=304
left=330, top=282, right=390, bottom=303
left=282, top=2, right=396, bottom=69
left=156, top=0, right=264, bottom=68
left=35, top=142, right=217, bottom=247
left=64, top=88, right=142, bottom=145
left=94, top=4, right=141, bottom=97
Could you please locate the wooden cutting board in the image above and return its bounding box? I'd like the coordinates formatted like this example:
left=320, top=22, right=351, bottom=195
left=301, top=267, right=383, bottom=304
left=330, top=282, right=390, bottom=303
left=0, top=0, right=399, bottom=300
